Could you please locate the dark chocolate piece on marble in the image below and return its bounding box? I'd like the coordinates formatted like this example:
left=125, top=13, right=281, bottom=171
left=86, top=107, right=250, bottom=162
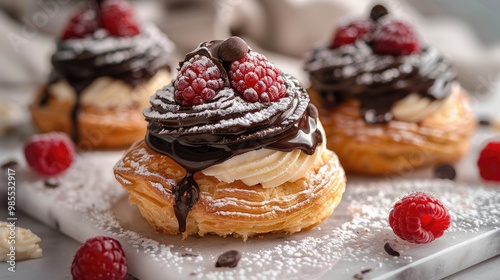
left=215, top=250, right=242, bottom=268
left=44, top=178, right=60, bottom=188
left=384, top=242, right=400, bottom=257
left=1, top=159, right=18, bottom=169
left=434, top=164, right=456, bottom=181
left=478, top=117, right=491, bottom=126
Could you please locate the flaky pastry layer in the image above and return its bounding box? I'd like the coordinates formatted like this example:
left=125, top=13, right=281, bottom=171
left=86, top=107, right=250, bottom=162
left=30, top=72, right=170, bottom=149
left=309, top=85, right=476, bottom=175
left=114, top=140, right=346, bottom=240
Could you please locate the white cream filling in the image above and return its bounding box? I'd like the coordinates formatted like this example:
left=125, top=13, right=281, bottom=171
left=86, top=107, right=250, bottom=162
left=391, top=82, right=458, bottom=122
left=0, top=101, right=23, bottom=136
left=48, top=70, right=171, bottom=109
left=0, top=222, right=42, bottom=262
left=202, top=123, right=327, bottom=188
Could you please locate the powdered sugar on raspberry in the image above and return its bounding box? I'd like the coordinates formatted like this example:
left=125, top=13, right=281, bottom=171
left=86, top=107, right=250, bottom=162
left=144, top=73, right=308, bottom=136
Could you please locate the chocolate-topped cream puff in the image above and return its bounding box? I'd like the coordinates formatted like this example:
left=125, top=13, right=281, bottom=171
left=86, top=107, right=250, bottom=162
left=114, top=37, right=346, bottom=239
left=31, top=0, right=174, bottom=149
left=304, top=5, right=475, bottom=175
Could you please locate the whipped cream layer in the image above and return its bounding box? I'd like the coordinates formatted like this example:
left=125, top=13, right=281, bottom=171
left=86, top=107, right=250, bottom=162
left=145, top=73, right=322, bottom=172
left=202, top=124, right=326, bottom=188
left=50, top=23, right=174, bottom=90
left=390, top=82, right=460, bottom=122
left=48, top=69, right=170, bottom=110
left=305, top=42, right=456, bottom=124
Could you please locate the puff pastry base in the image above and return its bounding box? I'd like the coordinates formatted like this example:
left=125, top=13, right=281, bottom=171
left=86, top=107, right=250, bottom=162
left=309, top=86, right=476, bottom=175
left=31, top=88, right=148, bottom=150
left=114, top=140, right=346, bottom=240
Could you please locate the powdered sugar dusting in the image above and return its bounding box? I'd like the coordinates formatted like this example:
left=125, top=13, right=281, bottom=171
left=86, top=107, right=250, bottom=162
left=144, top=73, right=308, bottom=136
left=103, top=179, right=499, bottom=279
left=21, top=151, right=126, bottom=212
left=55, top=168, right=500, bottom=279
left=19, top=148, right=500, bottom=279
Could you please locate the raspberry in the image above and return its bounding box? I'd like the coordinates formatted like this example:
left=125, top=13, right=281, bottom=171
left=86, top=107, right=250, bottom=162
left=477, top=141, right=500, bottom=182
left=71, top=236, right=128, bottom=280
left=61, top=7, right=98, bottom=40
left=101, top=0, right=140, bottom=37
left=24, top=132, right=75, bottom=176
left=372, top=19, right=421, bottom=56
left=330, top=20, right=373, bottom=49
left=389, top=192, right=451, bottom=244
left=174, top=55, right=224, bottom=106
left=229, top=52, right=286, bottom=102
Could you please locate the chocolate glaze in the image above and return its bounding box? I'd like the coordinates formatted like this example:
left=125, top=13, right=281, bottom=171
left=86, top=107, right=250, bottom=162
left=304, top=10, right=456, bottom=124
left=39, top=23, right=174, bottom=141
left=144, top=39, right=322, bottom=233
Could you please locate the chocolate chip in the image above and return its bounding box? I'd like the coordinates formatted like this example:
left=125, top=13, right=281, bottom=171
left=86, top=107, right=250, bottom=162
left=370, top=5, right=389, bottom=21
left=44, top=178, right=60, bottom=188
left=1, top=159, right=18, bottom=169
left=478, top=117, right=491, bottom=126
left=361, top=268, right=372, bottom=274
left=215, top=250, right=241, bottom=268
left=353, top=268, right=372, bottom=279
left=434, top=164, right=456, bottom=180
left=218, top=37, right=249, bottom=62
left=384, top=242, right=400, bottom=257
left=353, top=273, right=363, bottom=280
left=181, top=253, right=199, bottom=257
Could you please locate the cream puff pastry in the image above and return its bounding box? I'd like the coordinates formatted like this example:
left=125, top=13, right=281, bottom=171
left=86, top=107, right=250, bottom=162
left=114, top=37, right=346, bottom=239
left=31, top=1, right=174, bottom=149
left=304, top=5, right=475, bottom=175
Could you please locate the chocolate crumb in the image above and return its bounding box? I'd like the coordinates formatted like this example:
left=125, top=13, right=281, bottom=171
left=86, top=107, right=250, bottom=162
left=353, top=273, right=363, bottom=280
left=384, top=242, right=400, bottom=257
left=44, top=178, right=60, bottom=188
left=218, top=37, right=248, bottom=62
left=353, top=268, right=372, bottom=279
left=361, top=268, right=372, bottom=274
left=434, top=164, right=456, bottom=180
left=181, top=253, right=199, bottom=257
left=215, top=250, right=241, bottom=268
left=370, top=5, right=389, bottom=21
left=478, top=118, right=491, bottom=126
left=1, top=159, right=18, bottom=169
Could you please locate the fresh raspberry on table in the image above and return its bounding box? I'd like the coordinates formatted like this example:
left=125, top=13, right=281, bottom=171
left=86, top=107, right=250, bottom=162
left=477, top=141, right=500, bottom=182
left=330, top=20, right=373, bottom=49
left=71, top=236, right=128, bottom=280
left=101, top=0, right=140, bottom=37
left=229, top=52, right=286, bottom=102
left=389, top=192, right=451, bottom=244
left=24, top=132, right=75, bottom=177
left=61, top=7, right=98, bottom=39
left=372, top=19, right=421, bottom=56
left=174, top=55, right=225, bottom=106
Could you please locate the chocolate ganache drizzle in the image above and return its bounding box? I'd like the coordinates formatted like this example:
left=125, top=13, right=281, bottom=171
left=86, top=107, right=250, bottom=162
left=40, top=22, right=174, bottom=140
left=304, top=5, right=456, bottom=124
left=144, top=38, right=322, bottom=233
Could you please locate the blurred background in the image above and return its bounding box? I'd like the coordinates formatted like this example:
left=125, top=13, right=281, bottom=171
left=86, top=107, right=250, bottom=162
left=0, top=0, right=499, bottom=123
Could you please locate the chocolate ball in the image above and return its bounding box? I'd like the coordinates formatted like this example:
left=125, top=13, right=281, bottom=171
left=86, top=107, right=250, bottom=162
left=434, top=164, right=456, bottom=180
left=218, top=37, right=249, bottom=62
left=370, top=5, right=389, bottom=21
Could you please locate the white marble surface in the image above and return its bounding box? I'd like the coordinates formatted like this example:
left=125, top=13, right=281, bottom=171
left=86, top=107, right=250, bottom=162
left=2, top=151, right=499, bottom=280
left=0, top=109, right=499, bottom=279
